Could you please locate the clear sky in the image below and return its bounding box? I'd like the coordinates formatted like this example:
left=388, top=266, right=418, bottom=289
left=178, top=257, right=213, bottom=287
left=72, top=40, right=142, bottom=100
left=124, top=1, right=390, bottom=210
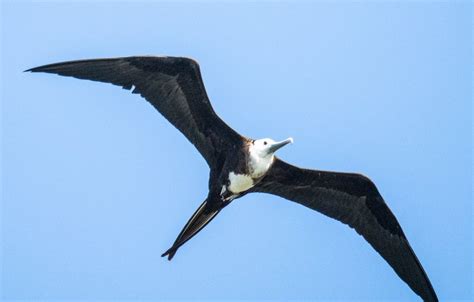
left=1, top=1, right=472, bottom=301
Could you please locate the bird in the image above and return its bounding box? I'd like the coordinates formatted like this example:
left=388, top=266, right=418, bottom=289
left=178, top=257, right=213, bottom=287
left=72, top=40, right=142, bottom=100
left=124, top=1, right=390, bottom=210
left=27, top=56, right=438, bottom=301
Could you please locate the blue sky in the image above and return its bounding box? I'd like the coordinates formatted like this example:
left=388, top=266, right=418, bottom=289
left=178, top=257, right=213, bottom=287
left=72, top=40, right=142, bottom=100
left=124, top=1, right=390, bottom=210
left=1, top=1, right=472, bottom=301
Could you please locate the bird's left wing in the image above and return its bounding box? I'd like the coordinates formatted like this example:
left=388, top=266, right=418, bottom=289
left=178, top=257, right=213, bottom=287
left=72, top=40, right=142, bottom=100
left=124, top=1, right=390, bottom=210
left=26, top=56, right=243, bottom=167
left=252, top=158, right=438, bottom=302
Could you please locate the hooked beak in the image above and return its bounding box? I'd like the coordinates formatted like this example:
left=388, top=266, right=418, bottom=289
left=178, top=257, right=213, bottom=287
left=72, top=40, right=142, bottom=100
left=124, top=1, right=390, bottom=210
left=269, top=137, right=294, bottom=154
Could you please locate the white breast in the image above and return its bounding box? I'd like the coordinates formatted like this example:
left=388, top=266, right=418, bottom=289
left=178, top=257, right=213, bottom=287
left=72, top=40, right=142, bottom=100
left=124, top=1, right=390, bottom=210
left=228, top=172, right=254, bottom=193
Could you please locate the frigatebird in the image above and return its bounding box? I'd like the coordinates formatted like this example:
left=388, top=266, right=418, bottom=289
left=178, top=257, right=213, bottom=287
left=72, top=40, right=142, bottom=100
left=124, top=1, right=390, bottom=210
left=27, top=56, right=438, bottom=301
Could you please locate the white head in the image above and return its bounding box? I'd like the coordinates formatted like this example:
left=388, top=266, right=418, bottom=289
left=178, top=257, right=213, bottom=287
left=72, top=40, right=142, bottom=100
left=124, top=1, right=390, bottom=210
left=251, top=137, right=294, bottom=158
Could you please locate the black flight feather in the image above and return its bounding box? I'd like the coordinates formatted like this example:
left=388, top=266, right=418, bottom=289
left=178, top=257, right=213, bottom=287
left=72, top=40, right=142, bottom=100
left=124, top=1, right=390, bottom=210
left=252, top=158, right=438, bottom=302
left=26, top=56, right=243, bottom=167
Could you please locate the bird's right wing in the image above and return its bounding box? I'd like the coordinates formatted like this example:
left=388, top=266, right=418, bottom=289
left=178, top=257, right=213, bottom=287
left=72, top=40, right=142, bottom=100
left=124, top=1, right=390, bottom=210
left=252, top=158, right=438, bottom=302
left=27, top=56, right=243, bottom=167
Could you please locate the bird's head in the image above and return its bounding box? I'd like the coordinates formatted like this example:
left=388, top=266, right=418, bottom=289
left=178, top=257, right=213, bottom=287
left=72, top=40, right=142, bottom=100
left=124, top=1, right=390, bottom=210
left=252, top=137, right=294, bottom=158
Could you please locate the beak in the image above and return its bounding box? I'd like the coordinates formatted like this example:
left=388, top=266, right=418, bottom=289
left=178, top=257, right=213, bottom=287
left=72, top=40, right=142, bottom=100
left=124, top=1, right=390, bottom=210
left=269, top=137, right=293, bottom=153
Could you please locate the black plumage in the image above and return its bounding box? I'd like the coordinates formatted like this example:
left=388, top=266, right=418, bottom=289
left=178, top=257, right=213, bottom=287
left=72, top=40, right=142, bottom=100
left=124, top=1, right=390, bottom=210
left=27, top=56, right=438, bottom=301
left=251, top=158, right=437, bottom=301
left=27, top=56, right=243, bottom=167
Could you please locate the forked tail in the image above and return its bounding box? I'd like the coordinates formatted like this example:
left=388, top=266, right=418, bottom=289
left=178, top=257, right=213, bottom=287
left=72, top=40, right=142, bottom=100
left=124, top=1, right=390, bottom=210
left=162, top=199, right=221, bottom=260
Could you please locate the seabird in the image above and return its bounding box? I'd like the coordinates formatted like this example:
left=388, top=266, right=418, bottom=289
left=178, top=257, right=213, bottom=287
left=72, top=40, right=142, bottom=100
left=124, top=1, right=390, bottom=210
left=27, top=56, right=438, bottom=301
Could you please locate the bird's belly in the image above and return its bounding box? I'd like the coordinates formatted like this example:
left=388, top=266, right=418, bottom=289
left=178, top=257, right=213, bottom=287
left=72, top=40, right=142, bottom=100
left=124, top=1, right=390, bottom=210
left=228, top=172, right=254, bottom=193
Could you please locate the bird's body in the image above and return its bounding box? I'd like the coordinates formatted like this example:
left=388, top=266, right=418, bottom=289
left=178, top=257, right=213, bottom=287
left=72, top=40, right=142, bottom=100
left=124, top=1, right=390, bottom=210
left=222, top=138, right=291, bottom=197
left=27, top=56, right=438, bottom=301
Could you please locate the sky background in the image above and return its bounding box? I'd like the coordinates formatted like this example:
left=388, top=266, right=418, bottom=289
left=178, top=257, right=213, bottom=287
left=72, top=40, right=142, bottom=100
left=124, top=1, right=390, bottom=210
left=1, top=1, right=472, bottom=301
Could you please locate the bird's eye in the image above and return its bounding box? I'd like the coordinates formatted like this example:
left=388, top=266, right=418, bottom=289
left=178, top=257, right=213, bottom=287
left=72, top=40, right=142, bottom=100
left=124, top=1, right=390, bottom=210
left=264, top=141, right=267, bottom=145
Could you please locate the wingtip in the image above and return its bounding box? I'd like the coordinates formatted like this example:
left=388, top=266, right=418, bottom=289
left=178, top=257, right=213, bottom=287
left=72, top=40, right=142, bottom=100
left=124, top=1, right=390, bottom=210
left=24, top=66, right=43, bottom=73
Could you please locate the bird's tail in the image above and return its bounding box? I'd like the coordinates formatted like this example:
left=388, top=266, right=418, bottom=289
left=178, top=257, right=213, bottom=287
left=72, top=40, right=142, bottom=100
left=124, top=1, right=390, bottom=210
left=161, top=199, right=221, bottom=260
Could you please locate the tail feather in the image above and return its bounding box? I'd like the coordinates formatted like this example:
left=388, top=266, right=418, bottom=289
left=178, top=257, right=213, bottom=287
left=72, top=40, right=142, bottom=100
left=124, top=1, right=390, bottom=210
left=162, top=199, right=221, bottom=260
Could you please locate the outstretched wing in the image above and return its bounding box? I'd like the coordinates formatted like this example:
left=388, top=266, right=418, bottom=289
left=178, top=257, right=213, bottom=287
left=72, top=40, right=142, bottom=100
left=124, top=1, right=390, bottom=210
left=27, top=56, right=243, bottom=167
left=252, top=158, right=438, bottom=302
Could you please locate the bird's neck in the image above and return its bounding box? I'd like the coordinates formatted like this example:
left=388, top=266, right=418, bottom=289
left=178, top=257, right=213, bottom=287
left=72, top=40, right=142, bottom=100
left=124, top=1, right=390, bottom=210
left=222, top=145, right=274, bottom=196
left=248, top=147, right=274, bottom=178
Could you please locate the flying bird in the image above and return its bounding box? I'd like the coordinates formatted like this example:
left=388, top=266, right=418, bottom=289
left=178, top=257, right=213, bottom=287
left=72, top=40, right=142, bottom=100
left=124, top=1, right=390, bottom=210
left=27, top=56, right=438, bottom=301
